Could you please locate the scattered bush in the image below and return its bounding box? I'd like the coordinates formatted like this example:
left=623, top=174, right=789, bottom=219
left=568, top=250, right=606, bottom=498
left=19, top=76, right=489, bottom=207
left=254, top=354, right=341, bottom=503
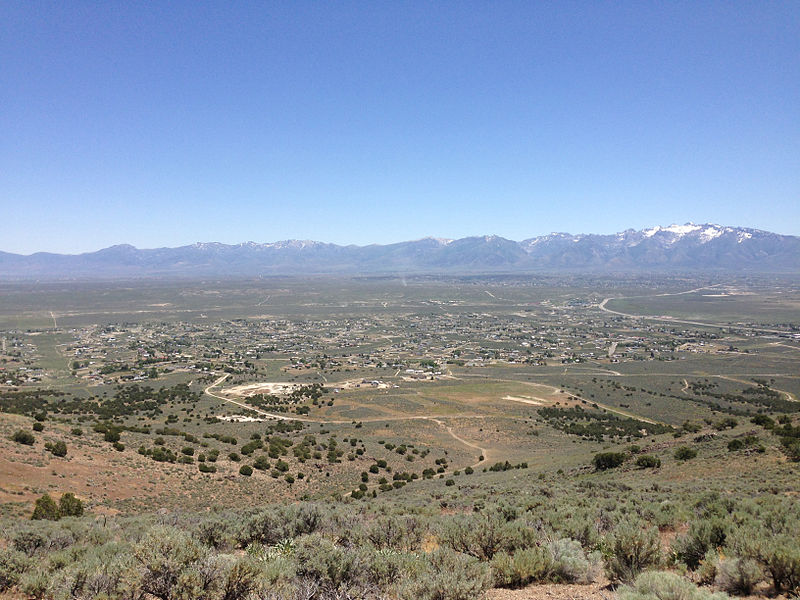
left=593, top=452, right=626, bottom=470
left=674, top=519, right=729, bottom=570
left=548, top=538, right=601, bottom=584
left=0, top=548, right=30, bottom=592
left=133, top=527, right=208, bottom=600
left=675, top=446, right=698, bottom=461
left=11, top=430, right=35, bottom=445
left=635, top=455, right=661, bottom=468
left=438, top=511, right=531, bottom=561
left=239, top=465, right=253, bottom=476
left=104, top=429, right=121, bottom=443
left=45, top=440, right=67, bottom=457
left=618, top=570, right=729, bottom=600
left=715, top=557, right=763, bottom=595
left=32, top=422, right=44, bottom=432
left=401, top=548, right=492, bottom=600
left=253, top=456, right=270, bottom=471
left=605, top=521, right=661, bottom=582
left=293, top=533, right=363, bottom=590
left=491, top=547, right=553, bottom=588
left=763, top=541, right=800, bottom=595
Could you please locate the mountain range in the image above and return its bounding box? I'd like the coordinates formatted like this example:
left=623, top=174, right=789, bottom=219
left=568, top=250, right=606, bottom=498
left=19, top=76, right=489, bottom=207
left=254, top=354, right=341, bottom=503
left=1, top=224, right=798, bottom=279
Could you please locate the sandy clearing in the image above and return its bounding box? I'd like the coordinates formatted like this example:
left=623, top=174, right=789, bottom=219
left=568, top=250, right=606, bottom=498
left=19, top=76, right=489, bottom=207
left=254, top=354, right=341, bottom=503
left=226, top=378, right=390, bottom=397
left=503, top=395, right=543, bottom=405
left=226, top=382, right=299, bottom=396
left=218, top=415, right=269, bottom=422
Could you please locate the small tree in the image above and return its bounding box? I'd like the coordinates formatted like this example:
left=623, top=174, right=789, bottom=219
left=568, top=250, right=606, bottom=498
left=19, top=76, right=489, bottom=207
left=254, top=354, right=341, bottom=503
left=31, top=494, right=60, bottom=521
left=58, top=493, right=83, bottom=517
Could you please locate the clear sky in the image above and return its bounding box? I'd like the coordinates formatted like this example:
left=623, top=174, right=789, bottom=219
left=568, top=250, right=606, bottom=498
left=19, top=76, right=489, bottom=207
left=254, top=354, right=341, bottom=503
left=2, top=2, right=798, bottom=254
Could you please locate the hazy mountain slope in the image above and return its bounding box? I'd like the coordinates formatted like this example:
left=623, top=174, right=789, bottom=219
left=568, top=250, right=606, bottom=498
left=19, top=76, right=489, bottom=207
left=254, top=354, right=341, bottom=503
left=1, top=224, right=797, bottom=279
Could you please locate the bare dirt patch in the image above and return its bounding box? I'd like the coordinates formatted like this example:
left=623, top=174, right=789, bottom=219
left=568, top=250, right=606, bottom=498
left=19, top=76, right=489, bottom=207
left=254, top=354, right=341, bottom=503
left=503, top=395, right=543, bottom=405
left=226, top=381, right=299, bottom=396
left=486, top=582, right=614, bottom=600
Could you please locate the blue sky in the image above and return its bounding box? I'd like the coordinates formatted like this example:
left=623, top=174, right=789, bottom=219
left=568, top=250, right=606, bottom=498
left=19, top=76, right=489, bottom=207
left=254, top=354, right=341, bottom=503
left=2, top=2, right=798, bottom=254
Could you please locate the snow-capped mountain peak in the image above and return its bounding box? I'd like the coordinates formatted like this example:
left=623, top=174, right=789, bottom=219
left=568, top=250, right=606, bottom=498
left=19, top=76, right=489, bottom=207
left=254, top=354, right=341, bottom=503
left=2, top=224, right=797, bottom=279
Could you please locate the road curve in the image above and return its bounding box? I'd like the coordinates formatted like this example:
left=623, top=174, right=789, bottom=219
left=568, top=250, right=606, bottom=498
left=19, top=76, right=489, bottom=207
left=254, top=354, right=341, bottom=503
left=204, top=374, right=490, bottom=466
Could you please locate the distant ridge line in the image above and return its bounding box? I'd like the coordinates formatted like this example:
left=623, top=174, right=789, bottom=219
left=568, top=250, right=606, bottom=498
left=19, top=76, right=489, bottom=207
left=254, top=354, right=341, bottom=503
left=1, top=223, right=798, bottom=279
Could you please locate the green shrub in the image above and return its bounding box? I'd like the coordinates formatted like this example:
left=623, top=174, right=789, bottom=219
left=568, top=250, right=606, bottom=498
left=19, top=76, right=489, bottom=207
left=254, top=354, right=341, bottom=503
left=491, top=547, right=553, bottom=588
left=683, top=421, right=702, bottom=433
left=239, top=504, right=324, bottom=547
left=763, top=541, right=800, bottom=595
left=751, top=414, right=775, bottom=429
left=193, top=517, right=237, bottom=551
left=0, top=548, right=30, bottom=592
left=32, top=422, right=44, bottom=432
left=239, top=465, right=253, bottom=476
left=618, top=570, right=729, bottom=600
left=697, top=549, right=720, bottom=585
left=219, top=556, right=263, bottom=600
left=714, top=418, right=738, bottom=431
left=674, top=519, right=729, bottom=570
left=253, top=456, right=270, bottom=471
left=362, top=547, right=416, bottom=588
left=198, top=462, right=217, bottom=473
left=438, top=511, right=532, bottom=561
left=401, top=548, right=492, bottom=600
left=58, top=493, right=83, bottom=517
left=635, top=455, right=661, bottom=468
left=45, top=440, right=67, bottom=457
left=133, top=527, right=208, bottom=600
left=715, top=557, right=763, bottom=595
left=18, top=568, right=49, bottom=599
left=294, top=533, right=363, bottom=589
left=11, top=430, right=35, bottom=445
left=11, top=529, right=47, bottom=556
left=593, top=452, right=626, bottom=470
left=361, top=515, right=425, bottom=552
left=548, top=538, right=600, bottom=583
left=31, top=495, right=60, bottom=521
left=605, top=521, right=662, bottom=582
left=675, top=446, right=697, bottom=461
left=104, top=429, right=121, bottom=443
